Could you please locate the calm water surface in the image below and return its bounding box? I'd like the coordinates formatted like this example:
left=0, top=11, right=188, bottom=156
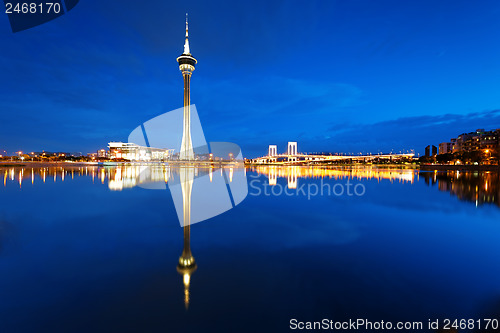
left=0, top=165, right=499, bottom=332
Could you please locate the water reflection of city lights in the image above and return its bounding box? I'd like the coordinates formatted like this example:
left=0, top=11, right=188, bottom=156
left=251, top=165, right=416, bottom=187
left=2, top=166, right=498, bottom=209
left=420, top=170, right=499, bottom=208
left=1, top=165, right=240, bottom=192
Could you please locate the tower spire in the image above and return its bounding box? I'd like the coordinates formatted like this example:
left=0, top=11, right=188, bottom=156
left=184, top=13, right=190, bottom=55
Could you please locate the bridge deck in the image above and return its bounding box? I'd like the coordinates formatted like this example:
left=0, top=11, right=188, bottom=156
left=247, top=153, right=415, bottom=165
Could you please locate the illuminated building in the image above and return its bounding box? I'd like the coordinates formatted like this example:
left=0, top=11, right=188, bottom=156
left=177, top=14, right=197, bottom=161
left=97, top=149, right=107, bottom=158
left=108, top=142, right=174, bottom=161
left=439, top=129, right=500, bottom=155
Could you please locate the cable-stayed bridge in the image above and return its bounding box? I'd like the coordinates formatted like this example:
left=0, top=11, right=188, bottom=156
left=247, top=142, right=414, bottom=165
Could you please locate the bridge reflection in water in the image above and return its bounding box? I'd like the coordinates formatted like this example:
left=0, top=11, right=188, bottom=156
left=250, top=165, right=417, bottom=189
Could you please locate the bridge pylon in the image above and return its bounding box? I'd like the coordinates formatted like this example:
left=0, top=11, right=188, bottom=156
left=268, top=145, right=277, bottom=157
left=287, top=142, right=297, bottom=155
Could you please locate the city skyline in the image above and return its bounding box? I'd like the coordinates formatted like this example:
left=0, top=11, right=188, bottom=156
left=1, top=0, right=500, bottom=157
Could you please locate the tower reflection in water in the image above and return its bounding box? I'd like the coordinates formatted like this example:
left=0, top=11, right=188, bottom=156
left=1, top=163, right=249, bottom=308
left=177, top=167, right=196, bottom=309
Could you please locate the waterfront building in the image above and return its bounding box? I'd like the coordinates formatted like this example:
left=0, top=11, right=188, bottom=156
left=438, top=129, right=500, bottom=155
left=479, top=129, right=499, bottom=151
left=108, top=142, right=174, bottom=162
left=97, top=149, right=107, bottom=158
left=438, top=142, right=452, bottom=155
left=452, top=133, right=473, bottom=153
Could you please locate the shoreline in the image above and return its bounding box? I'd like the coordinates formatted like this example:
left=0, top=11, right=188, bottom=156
left=3, top=161, right=498, bottom=171
left=0, top=161, right=242, bottom=167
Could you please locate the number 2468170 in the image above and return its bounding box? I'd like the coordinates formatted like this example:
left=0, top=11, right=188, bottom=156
left=5, top=3, right=61, bottom=14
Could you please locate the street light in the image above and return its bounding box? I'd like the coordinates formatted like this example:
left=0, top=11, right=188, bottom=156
left=485, top=149, right=491, bottom=163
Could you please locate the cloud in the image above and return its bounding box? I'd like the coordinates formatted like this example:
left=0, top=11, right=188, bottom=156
left=235, top=108, right=500, bottom=157
left=317, top=109, right=500, bottom=154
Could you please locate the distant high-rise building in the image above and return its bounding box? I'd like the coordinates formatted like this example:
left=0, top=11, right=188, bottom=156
left=438, top=142, right=452, bottom=155
left=424, top=145, right=437, bottom=157
left=432, top=145, right=437, bottom=156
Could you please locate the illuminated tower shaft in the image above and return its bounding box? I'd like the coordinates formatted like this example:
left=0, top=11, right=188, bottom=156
left=177, top=15, right=197, bottom=161
left=181, top=73, right=193, bottom=160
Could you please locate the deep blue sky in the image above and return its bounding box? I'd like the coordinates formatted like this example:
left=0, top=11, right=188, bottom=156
left=1, top=0, right=500, bottom=157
